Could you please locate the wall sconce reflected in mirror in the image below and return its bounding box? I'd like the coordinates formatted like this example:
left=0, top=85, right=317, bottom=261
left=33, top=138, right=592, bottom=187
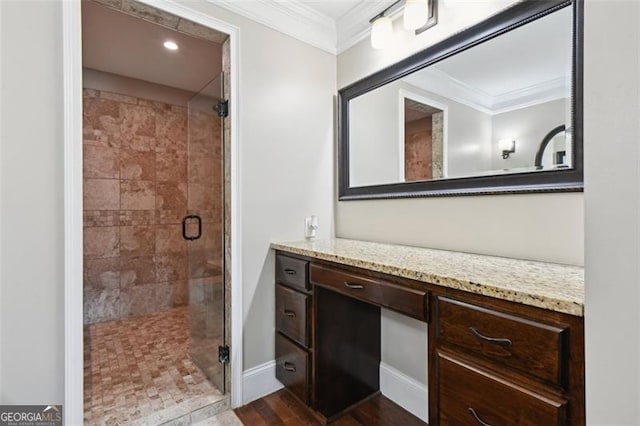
left=499, top=139, right=516, bottom=159
left=370, top=0, right=438, bottom=49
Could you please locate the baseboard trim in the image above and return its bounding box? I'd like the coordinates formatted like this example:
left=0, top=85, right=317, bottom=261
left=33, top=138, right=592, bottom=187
left=242, top=360, right=284, bottom=405
left=241, top=360, right=427, bottom=419
left=380, top=362, right=428, bottom=422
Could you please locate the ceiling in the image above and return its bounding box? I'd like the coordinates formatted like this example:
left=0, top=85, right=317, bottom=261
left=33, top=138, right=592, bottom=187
left=82, top=1, right=223, bottom=93
left=404, top=6, right=572, bottom=114
left=431, top=6, right=571, bottom=98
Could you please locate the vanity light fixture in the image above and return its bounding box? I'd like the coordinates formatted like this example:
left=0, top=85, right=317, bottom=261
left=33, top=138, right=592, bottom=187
left=370, top=0, right=437, bottom=49
left=371, top=16, right=393, bottom=49
left=163, top=40, right=179, bottom=50
left=499, top=139, right=516, bottom=159
left=404, top=0, right=430, bottom=30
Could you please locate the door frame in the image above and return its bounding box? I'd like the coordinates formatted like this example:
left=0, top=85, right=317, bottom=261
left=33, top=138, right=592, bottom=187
left=62, top=1, right=243, bottom=424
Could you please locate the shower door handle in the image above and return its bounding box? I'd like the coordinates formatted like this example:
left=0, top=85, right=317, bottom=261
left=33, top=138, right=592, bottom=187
left=182, top=215, right=202, bottom=241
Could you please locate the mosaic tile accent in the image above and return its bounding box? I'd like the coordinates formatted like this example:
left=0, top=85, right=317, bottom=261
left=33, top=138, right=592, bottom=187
left=271, top=238, right=585, bottom=316
left=83, top=307, right=226, bottom=425
left=119, top=210, right=156, bottom=226
left=84, top=210, right=120, bottom=227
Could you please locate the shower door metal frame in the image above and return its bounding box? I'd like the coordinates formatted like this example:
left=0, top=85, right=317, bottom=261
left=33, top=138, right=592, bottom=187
left=186, top=73, right=228, bottom=393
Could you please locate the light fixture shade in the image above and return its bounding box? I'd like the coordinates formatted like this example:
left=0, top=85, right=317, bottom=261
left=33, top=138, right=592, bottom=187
left=404, top=0, right=429, bottom=31
left=371, top=16, right=393, bottom=49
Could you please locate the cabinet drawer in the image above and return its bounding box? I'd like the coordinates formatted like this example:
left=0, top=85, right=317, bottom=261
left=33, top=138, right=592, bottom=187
left=310, top=264, right=428, bottom=321
left=276, top=254, right=309, bottom=291
left=438, top=352, right=567, bottom=426
left=436, top=296, right=567, bottom=387
left=276, top=284, right=310, bottom=348
left=275, top=333, right=309, bottom=404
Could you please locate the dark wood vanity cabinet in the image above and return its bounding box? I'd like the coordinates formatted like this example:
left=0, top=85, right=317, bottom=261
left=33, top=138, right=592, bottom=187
left=274, top=253, right=312, bottom=405
left=431, top=292, right=585, bottom=426
left=274, top=251, right=585, bottom=425
left=437, top=352, right=568, bottom=425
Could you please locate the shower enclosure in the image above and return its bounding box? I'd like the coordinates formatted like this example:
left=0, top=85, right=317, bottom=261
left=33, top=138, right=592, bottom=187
left=186, top=72, right=227, bottom=392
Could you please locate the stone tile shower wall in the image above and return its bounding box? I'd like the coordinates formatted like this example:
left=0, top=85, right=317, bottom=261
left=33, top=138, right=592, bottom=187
left=83, top=88, right=222, bottom=324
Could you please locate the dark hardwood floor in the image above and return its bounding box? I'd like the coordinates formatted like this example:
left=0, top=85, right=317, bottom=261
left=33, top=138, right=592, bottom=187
left=234, top=390, right=426, bottom=425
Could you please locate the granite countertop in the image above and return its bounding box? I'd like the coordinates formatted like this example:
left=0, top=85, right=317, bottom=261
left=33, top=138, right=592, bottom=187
left=270, top=238, right=584, bottom=317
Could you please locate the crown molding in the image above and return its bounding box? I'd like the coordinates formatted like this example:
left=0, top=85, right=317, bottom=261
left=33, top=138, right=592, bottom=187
left=406, top=68, right=568, bottom=115
left=337, top=0, right=398, bottom=54
left=405, top=68, right=494, bottom=114
left=209, top=0, right=337, bottom=54
left=491, top=76, right=568, bottom=113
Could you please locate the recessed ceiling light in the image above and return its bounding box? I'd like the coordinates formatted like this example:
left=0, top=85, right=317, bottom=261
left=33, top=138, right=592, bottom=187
left=163, top=40, right=178, bottom=50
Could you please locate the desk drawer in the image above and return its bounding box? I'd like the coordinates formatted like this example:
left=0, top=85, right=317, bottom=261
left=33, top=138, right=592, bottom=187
left=310, top=264, right=428, bottom=321
left=438, top=352, right=567, bottom=426
left=276, top=284, right=310, bottom=348
left=436, top=296, right=567, bottom=387
left=275, top=333, right=309, bottom=404
left=276, top=254, right=309, bottom=291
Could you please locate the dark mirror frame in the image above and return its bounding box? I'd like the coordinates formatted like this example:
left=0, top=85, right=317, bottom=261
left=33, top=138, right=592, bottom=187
left=338, top=0, right=583, bottom=200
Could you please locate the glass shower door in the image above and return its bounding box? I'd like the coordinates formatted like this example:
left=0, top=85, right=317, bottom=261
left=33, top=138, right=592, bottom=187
left=186, top=73, right=226, bottom=392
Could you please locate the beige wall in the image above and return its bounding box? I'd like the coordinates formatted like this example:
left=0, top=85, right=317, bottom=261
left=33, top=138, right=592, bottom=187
left=175, top=2, right=336, bottom=371
left=336, top=0, right=584, bottom=389
left=584, top=1, right=640, bottom=423
left=0, top=0, right=65, bottom=403
left=0, top=0, right=335, bottom=404
left=2, top=1, right=639, bottom=422
left=339, top=1, right=640, bottom=423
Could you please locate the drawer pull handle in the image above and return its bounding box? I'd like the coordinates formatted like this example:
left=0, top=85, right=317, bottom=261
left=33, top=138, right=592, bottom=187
left=344, top=282, right=364, bottom=290
left=469, top=327, right=513, bottom=347
left=468, top=408, right=491, bottom=426
left=283, top=310, right=296, bottom=318
left=283, top=362, right=296, bottom=372
left=283, top=268, right=297, bottom=275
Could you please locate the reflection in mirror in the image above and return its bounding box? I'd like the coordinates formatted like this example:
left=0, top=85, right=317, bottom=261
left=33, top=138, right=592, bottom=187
left=535, top=125, right=570, bottom=169
left=348, top=5, right=573, bottom=188
left=403, top=96, right=444, bottom=181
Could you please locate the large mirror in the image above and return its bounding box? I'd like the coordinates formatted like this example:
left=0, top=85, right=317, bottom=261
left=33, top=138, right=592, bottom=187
left=339, top=0, right=583, bottom=200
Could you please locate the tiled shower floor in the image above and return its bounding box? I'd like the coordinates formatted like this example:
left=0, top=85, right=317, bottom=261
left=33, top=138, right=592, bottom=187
left=84, top=306, right=228, bottom=425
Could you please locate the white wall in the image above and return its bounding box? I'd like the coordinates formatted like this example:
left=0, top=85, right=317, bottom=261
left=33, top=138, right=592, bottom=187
left=491, top=98, right=568, bottom=170
left=0, top=0, right=335, bottom=404
left=444, top=95, right=493, bottom=178
left=0, top=0, right=65, bottom=403
left=349, top=80, right=400, bottom=186
left=584, top=1, right=640, bottom=424
left=349, top=79, right=492, bottom=186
